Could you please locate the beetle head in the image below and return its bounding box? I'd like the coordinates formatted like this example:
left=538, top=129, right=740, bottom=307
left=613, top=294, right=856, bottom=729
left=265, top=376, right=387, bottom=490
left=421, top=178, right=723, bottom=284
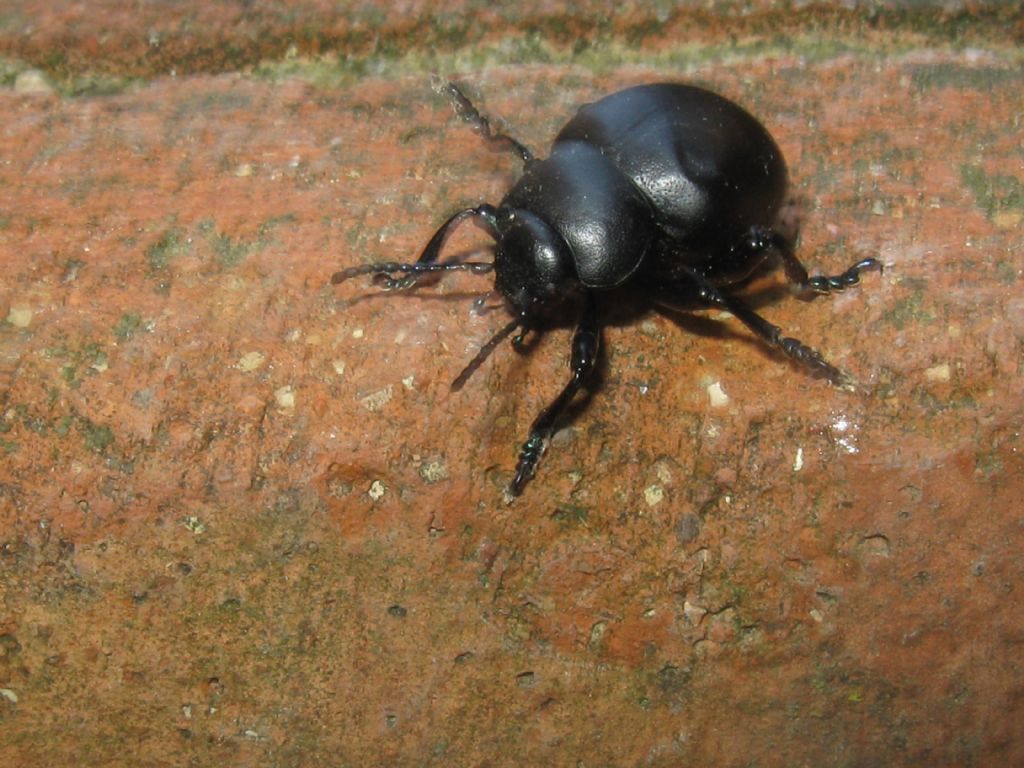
left=493, top=208, right=573, bottom=317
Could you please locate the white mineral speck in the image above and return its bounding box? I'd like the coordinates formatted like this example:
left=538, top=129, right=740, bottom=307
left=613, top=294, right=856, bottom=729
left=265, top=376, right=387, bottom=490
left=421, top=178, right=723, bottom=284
left=237, top=351, right=266, bottom=371
left=360, top=386, right=393, bottom=412
left=368, top=480, right=386, bottom=500
left=706, top=381, right=729, bottom=408
left=274, top=385, right=295, bottom=410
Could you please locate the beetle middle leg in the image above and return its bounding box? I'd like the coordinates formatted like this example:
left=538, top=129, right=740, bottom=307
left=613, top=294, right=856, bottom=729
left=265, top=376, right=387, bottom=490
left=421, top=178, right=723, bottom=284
left=782, top=251, right=882, bottom=294
left=750, top=229, right=882, bottom=294
left=655, top=269, right=852, bottom=386
left=510, top=292, right=601, bottom=496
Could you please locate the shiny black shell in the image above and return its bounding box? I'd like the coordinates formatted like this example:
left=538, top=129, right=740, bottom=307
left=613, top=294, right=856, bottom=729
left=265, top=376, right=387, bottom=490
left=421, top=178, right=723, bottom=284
left=500, top=83, right=789, bottom=289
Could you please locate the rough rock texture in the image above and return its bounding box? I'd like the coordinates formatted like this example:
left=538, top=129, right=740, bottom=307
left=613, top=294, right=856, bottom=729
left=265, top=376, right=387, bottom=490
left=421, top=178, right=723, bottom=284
left=1, top=2, right=1022, bottom=765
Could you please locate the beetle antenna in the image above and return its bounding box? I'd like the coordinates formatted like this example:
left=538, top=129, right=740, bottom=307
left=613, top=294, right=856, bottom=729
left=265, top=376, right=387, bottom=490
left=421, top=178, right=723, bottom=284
left=336, top=204, right=500, bottom=290
left=331, top=260, right=494, bottom=290
left=451, top=317, right=521, bottom=392
left=440, top=80, right=535, bottom=166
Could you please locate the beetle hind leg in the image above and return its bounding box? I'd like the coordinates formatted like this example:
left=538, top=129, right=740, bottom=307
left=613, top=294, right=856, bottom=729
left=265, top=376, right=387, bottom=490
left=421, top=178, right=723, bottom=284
left=719, top=294, right=850, bottom=386
left=657, top=268, right=853, bottom=387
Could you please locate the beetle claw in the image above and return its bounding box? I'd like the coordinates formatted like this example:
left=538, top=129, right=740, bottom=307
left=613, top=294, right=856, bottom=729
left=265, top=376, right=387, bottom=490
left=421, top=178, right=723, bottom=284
left=510, top=435, right=545, bottom=496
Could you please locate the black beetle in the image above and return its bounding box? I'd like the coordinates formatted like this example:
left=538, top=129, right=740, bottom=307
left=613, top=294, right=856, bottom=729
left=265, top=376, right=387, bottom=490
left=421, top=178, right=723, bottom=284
left=333, top=81, right=880, bottom=495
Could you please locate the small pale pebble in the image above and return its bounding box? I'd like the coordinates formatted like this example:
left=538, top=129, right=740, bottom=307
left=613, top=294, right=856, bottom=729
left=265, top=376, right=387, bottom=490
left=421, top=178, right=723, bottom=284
left=643, top=484, right=664, bottom=507
left=14, top=69, right=55, bottom=95
left=368, top=480, right=386, bottom=500
left=6, top=306, right=33, bottom=328
left=924, top=363, right=951, bottom=382
left=360, top=386, right=392, bottom=412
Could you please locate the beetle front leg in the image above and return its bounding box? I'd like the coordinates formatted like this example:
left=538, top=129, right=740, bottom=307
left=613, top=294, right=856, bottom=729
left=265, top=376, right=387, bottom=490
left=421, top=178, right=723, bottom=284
left=510, top=293, right=600, bottom=496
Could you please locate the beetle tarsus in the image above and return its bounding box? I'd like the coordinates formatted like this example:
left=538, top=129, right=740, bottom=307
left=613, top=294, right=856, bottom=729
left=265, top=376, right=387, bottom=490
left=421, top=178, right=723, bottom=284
left=805, top=257, right=883, bottom=294
left=778, top=336, right=846, bottom=385
left=778, top=246, right=883, bottom=295
left=510, top=435, right=545, bottom=496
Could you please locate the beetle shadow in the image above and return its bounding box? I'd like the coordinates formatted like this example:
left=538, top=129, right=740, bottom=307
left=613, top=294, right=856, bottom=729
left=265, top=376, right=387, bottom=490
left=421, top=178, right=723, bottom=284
left=338, top=290, right=491, bottom=310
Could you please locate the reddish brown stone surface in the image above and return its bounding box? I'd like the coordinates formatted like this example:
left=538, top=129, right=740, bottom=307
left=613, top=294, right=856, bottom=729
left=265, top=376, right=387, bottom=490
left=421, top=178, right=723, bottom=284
left=1, top=3, right=1023, bottom=766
